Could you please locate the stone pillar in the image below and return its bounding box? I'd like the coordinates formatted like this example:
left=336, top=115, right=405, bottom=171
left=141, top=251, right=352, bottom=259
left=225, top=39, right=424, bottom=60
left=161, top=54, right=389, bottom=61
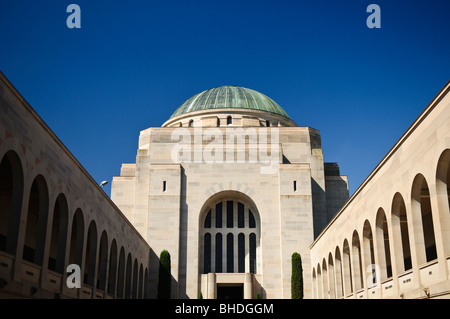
left=244, top=273, right=253, bottom=299
left=207, top=273, right=216, bottom=299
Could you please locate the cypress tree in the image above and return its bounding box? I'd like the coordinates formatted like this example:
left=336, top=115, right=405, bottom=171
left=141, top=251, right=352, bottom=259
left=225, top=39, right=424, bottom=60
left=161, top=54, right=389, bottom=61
left=291, top=252, right=303, bottom=299
left=157, top=250, right=171, bottom=299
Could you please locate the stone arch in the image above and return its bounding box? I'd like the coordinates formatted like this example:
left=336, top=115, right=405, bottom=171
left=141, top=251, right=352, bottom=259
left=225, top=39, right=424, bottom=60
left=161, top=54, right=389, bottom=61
left=322, top=258, right=328, bottom=299
left=138, top=263, right=144, bottom=299
left=411, top=174, right=437, bottom=264
left=125, top=252, right=133, bottom=299
left=316, top=263, right=322, bottom=299
left=84, top=220, right=98, bottom=287
left=327, top=252, right=336, bottom=299
left=391, top=192, right=412, bottom=273
left=107, top=239, right=118, bottom=296
left=97, top=230, right=108, bottom=291
left=48, top=193, right=69, bottom=274
left=199, top=190, right=261, bottom=275
left=334, top=246, right=344, bottom=298
left=132, top=258, right=138, bottom=299
left=68, top=208, right=84, bottom=267
left=435, top=149, right=450, bottom=256
left=23, top=174, right=49, bottom=266
left=0, top=150, right=24, bottom=255
left=362, top=220, right=376, bottom=287
left=342, top=239, right=352, bottom=296
left=312, top=267, right=317, bottom=299
left=375, top=208, right=392, bottom=280
left=117, top=247, right=126, bottom=298
left=144, top=267, right=149, bottom=299
left=351, top=230, right=363, bottom=291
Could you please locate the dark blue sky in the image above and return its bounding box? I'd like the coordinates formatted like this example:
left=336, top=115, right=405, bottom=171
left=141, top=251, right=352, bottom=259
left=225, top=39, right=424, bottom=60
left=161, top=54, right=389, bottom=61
left=1, top=0, right=449, bottom=196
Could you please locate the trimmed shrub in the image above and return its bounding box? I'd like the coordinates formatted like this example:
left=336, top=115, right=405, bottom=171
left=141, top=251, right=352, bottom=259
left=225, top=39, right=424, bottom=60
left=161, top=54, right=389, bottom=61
left=157, top=250, right=171, bottom=299
left=291, top=252, right=303, bottom=299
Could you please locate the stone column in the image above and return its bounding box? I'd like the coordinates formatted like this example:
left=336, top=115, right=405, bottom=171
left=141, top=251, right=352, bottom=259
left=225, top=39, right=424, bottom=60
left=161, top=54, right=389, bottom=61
left=244, top=273, right=253, bottom=299
left=207, top=273, right=216, bottom=299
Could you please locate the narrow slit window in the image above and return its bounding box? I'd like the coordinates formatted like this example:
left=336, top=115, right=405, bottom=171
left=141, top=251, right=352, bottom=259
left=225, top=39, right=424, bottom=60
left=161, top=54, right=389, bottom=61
left=293, top=181, right=297, bottom=192
left=163, top=181, right=167, bottom=192
left=227, top=201, right=233, bottom=228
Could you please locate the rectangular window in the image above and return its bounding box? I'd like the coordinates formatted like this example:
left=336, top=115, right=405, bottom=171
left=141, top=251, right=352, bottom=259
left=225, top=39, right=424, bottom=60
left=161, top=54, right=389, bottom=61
left=204, top=233, right=211, bottom=274
left=293, top=180, right=297, bottom=192
left=227, top=201, right=233, bottom=228
left=215, top=234, right=222, bottom=273
left=238, top=203, right=244, bottom=228
left=250, top=233, right=257, bottom=274
left=163, top=181, right=167, bottom=192
left=216, top=203, right=222, bottom=228
left=238, top=234, right=245, bottom=273
left=227, top=234, right=234, bottom=273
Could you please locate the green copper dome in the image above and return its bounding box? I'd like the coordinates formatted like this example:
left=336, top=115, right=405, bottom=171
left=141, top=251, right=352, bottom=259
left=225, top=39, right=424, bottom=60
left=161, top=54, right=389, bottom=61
left=169, top=85, right=291, bottom=119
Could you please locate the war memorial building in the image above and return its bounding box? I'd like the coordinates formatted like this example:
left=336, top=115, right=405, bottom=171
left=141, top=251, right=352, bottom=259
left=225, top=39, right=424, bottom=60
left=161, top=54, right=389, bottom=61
left=0, top=71, right=449, bottom=299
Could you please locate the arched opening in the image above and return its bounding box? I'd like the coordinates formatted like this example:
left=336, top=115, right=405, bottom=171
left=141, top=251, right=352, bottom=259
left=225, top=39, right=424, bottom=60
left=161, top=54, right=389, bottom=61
left=334, top=247, right=344, bottom=298
left=48, top=194, right=69, bottom=274
left=227, top=116, right=232, bottom=125
left=84, top=221, right=98, bottom=287
left=144, top=268, right=149, bottom=299
left=351, top=231, right=364, bottom=291
left=97, top=231, right=108, bottom=291
left=342, top=239, right=352, bottom=296
left=138, top=264, right=144, bottom=299
left=107, top=239, right=118, bottom=296
left=436, top=149, right=450, bottom=256
left=312, top=268, right=317, bottom=299
left=189, top=120, right=194, bottom=127
left=411, top=174, right=437, bottom=264
left=375, top=208, right=392, bottom=280
left=117, top=247, right=125, bottom=298
left=125, top=253, right=132, bottom=299
left=391, top=193, right=412, bottom=273
left=68, top=209, right=84, bottom=267
left=328, top=253, right=336, bottom=299
left=23, top=175, right=49, bottom=266
left=317, top=263, right=323, bottom=299
left=203, top=233, right=211, bottom=273
left=132, top=259, right=138, bottom=299
left=199, top=192, right=261, bottom=275
left=322, top=259, right=328, bottom=299
left=0, top=150, right=24, bottom=254
left=362, top=220, right=377, bottom=286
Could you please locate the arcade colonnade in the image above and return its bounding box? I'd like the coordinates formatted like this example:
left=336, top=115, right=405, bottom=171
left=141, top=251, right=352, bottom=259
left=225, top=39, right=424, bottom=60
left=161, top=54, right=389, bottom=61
left=0, top=72, right=152, bottom=298
left=310, top=81, right=450, bottom=299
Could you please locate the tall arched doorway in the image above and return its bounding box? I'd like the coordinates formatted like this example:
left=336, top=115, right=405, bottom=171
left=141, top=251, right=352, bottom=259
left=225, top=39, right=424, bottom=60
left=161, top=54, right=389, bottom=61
left=199, top=191, right=261, bottom=299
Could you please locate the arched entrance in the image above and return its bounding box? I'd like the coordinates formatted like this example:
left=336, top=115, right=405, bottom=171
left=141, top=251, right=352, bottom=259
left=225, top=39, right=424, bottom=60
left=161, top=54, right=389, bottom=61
left=198, top=191, right=261, bottom=299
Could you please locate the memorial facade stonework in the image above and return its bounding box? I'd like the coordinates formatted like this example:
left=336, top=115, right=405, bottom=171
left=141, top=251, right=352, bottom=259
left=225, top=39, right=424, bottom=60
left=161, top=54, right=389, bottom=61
left=111, top=85, right=348, bottom=299
left=1, top=71, right=448, bottom=299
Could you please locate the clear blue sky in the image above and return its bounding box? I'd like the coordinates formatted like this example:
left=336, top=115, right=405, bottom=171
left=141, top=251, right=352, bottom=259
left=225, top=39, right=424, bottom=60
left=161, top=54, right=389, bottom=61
left=1, top=0, right=449, bottom=196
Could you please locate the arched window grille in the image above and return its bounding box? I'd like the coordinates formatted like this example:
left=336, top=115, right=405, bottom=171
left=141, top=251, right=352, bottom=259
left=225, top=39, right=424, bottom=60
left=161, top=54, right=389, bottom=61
left=201, top=199, right=259, bottom=274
